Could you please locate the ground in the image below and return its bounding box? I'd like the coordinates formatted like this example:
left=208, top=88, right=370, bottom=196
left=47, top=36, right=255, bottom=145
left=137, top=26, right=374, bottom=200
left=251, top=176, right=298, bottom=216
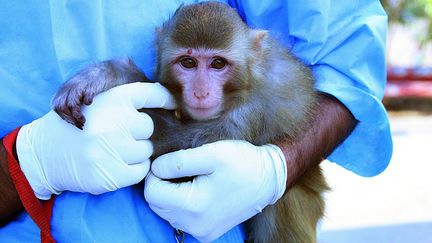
left=319, top=111, right=432, bottom=243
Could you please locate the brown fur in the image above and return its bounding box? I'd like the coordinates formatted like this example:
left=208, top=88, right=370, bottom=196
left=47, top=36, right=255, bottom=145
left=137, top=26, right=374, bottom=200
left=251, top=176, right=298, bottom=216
left=166, top=2, right=242, bottom=49
left=53, top=2, right=329, bottom=242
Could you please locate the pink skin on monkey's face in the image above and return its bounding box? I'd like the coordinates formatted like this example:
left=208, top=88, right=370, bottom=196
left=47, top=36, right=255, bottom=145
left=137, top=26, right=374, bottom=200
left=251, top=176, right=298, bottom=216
left=172, top=48, right=231, bottom=120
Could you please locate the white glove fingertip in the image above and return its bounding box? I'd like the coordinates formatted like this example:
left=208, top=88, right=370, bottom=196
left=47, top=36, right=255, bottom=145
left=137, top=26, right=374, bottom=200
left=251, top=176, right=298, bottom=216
left=144, top=172, right=191, bottom=210
left=118, top=82, right=176, bottom=110
left=144, top=172, right=167, bottom=206
left=127, top=112, right=154, bottom=140
left=121, top=159, right=151, bottom=186
left=119, top=140, right=153, bottom=165
left=153, top=83, right=177, bottom=110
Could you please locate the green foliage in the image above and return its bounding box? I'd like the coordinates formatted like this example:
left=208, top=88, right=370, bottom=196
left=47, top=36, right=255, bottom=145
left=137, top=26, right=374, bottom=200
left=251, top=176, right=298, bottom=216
left=381, top=0, right=432, bottom=45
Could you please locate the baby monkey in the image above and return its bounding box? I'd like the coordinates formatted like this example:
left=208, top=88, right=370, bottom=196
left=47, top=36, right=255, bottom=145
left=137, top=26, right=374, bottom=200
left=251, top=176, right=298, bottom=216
left=53, top=2, right=328, bottom=243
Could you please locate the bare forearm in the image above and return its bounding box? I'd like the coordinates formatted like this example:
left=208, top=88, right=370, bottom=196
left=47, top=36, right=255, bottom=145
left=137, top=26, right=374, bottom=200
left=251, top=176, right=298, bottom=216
left=276, top=93, right=357, bottom=188
left=0, top=139, right=23, bottom=225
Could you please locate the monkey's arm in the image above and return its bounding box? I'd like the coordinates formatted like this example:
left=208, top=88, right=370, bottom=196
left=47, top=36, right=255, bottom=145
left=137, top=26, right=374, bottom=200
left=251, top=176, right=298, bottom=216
left=52, top=58, right=148, bottom=129
left=276, top=93, right=357, bottom=188
left=0, top=140, right=23, bottom=225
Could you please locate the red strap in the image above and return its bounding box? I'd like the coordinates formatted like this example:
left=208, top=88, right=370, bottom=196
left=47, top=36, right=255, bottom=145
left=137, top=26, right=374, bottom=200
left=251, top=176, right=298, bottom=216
left=3, top=128, right=56, bottom=243
left=41, top=197, right=56, bottom=243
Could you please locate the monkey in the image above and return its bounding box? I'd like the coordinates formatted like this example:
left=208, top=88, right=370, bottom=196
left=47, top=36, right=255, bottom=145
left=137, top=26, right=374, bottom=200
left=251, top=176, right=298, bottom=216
left=52, top=2, right=329, bottom=243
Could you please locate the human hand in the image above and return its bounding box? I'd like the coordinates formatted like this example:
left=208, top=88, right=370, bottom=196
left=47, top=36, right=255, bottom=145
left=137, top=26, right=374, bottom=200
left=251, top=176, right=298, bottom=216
left=144, top=140, right=287, bottom=242
left=16, top=82, right=176, bottom=200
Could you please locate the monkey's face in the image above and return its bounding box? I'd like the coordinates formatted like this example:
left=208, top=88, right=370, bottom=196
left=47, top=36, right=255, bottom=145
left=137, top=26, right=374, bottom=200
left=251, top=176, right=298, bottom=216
left=170, top=48, right=232, bottom=121
left=156, top=2, right=255, bottom=121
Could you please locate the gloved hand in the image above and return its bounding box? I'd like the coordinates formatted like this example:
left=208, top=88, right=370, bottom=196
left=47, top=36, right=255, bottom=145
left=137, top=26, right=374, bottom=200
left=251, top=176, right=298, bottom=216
left=16, top=82, right=176, bottom=200
left=144, top=140, right=287, bottom=242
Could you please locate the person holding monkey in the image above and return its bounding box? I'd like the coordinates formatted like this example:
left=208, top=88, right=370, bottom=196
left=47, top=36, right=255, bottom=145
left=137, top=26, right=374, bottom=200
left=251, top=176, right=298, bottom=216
left=0, top=1, right=392, bottom=242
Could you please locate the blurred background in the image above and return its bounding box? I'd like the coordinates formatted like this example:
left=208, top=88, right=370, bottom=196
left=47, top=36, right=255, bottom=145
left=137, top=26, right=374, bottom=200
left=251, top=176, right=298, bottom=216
left=319, top=1, right=432, bottom=242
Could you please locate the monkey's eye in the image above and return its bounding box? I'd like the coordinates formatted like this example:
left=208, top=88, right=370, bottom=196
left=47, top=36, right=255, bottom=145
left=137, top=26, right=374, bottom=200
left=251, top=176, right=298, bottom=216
left=180, top=57, right=197, bottom=69
left=211, top=58, right=226, bottom=69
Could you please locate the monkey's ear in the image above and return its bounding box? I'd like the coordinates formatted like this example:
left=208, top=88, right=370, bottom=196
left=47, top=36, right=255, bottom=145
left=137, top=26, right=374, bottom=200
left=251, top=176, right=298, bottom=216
left=250, top=30, right=268, bottom=51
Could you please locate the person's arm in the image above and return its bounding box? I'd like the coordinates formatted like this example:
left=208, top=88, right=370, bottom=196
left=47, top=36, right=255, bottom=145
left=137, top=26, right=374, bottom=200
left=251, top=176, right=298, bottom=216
left=277, top=93, right=357, bottom=188
left=234, top=0, right=392, bottom=176
left=0, top=140, right=23, bottom=225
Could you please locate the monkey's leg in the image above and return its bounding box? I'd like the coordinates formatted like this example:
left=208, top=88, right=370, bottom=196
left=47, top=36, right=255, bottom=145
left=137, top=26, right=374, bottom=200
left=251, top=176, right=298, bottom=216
left=246, top=166, right=329, bottom=243
left=52, top=58, right=149, bottom=129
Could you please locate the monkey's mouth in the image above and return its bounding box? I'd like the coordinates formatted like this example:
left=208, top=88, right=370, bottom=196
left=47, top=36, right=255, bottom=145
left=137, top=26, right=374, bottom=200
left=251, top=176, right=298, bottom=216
left=185, top=104, right=221, bottom=120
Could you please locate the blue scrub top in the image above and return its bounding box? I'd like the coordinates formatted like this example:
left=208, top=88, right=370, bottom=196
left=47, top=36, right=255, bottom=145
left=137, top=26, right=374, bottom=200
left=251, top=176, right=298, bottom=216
left=0, top=0, right=392, bottom=242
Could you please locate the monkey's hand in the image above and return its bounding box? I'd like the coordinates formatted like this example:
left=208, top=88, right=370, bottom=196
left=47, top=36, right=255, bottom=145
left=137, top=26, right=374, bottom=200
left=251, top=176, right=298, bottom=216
left=144, top=140, right=287, bottom=242
left=52, top=78, right=98, bottom=129
left=16, top=83, right=176, bottom=199
left=52, top=59, right=148, bottom=129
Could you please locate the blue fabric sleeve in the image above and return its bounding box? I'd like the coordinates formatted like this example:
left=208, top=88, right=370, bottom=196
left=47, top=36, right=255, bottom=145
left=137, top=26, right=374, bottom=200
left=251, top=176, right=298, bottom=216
left=231, top=0, right=393, bottom=176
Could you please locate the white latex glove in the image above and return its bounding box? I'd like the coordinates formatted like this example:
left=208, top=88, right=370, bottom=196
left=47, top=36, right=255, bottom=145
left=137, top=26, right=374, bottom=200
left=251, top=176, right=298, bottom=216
left=17, top=82, right=176, bottom=200
left=144, top=140, right=287, bottom=242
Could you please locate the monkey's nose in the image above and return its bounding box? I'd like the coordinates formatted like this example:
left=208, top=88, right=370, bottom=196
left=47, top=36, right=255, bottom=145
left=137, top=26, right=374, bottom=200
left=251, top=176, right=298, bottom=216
left=194, top=92, right=210, bottom=100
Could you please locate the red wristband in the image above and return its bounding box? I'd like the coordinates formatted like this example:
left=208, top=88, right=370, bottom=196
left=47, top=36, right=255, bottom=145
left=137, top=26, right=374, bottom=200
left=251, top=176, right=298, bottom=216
left=3, top=127, right=56, bottom=243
